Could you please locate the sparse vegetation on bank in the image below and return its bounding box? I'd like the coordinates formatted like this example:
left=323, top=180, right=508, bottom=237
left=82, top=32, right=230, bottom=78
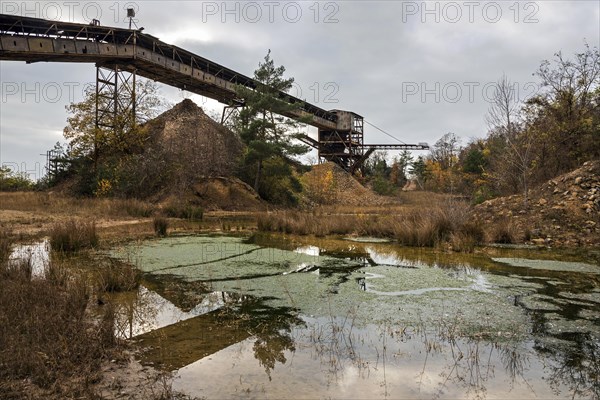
left=0, top=227, right=180, bottom=399
left=163, top=203, right=204, bottom=221
left=258, top=201, right=486, bottom=250
left=0, top=236, right=117, bottom=398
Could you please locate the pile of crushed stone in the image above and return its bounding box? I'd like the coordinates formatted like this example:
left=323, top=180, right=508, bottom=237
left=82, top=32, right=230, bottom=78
left=300, top=162, right=395, bottom=207
left=145, top=98, right=243, bottom=181
left=143, top=99, right=264, bottom=210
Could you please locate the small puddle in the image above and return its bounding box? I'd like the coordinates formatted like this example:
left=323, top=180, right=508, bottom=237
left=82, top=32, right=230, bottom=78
left=9, top=239, right=49, bottom=277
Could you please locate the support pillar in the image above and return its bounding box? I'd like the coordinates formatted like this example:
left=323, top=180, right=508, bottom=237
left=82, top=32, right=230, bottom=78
left=94, top=65, right=136, bottom=163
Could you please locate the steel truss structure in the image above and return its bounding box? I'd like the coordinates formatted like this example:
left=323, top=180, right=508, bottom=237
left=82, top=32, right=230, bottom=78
left=0, top=13, right=428, bottom=174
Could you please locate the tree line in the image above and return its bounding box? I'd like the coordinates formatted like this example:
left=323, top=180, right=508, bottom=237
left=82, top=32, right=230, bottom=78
left=19, top=44, right=598, bottom=207
left=367, top=44, right=600, bottom=204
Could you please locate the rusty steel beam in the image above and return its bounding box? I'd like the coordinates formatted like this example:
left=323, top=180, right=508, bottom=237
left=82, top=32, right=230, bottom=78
left=0, top=13, right=338, bottom=130
left=1, top=13, right=430, bottom=175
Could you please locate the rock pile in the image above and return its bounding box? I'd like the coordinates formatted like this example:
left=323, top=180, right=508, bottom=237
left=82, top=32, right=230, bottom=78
left=474, top=160, right=600, bottom=247
left=146, top=99, right=243, bottom=181
left=141, top=99, right=264, bottom=210
left=300, top=162, right=395, bottom=207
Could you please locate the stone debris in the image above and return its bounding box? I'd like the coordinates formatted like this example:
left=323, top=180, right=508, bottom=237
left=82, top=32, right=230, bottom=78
left=301, top=162, right=396, bottom=207
left=473, top=160, right=600, bottom=247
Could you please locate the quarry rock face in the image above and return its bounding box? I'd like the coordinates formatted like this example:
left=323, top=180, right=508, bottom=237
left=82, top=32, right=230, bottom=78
left=474, top=160, right=600, bottom=246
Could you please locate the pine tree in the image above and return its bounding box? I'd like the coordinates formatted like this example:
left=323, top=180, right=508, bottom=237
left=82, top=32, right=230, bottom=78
left=235, top=50, right=309, bottom=193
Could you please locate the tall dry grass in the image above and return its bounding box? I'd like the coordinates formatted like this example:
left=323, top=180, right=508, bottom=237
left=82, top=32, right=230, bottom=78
left=489, top=219, right=517, bottom=244
left=258, top=200, right=485, bottom=250
left=0, top=229, right=13, bottom=263
left=0, top=192, right=155, bottom=219
left=0, top=255, right=117, bottom=397
left=49, top=219, right=98, bottom=252
left=97, top=259, right=141, bottom=293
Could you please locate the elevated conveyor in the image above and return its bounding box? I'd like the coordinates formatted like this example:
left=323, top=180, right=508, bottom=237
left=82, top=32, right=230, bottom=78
left=0, top=13, right=428, bottom=172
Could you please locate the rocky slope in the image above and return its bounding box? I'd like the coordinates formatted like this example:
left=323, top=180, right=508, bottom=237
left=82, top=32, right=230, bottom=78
left=473, top=160, right=600, bottom=247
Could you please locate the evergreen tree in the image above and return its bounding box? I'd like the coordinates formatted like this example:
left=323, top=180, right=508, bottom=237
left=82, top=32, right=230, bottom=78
left=235, top=50, right=309, bottom=195
left=409, top=156, right=428, bottom=190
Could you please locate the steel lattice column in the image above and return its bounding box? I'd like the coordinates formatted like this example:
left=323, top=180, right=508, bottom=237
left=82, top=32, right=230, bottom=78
left=94, top=65, right=136, bottom=164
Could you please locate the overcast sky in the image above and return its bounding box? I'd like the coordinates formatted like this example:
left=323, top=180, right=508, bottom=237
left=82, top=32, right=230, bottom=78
left=1, top=0, right=599, bottom=180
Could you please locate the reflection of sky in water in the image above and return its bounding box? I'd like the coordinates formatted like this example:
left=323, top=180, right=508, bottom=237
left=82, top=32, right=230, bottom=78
left=9, top=239, right=49, bottom=277
left=114, top=286, right=227, bottom=338
left=173, top=318, right=559, bottom=400
left=365, top=246, right=428, bottom=268
left=294, top=245, right=320, bottom=257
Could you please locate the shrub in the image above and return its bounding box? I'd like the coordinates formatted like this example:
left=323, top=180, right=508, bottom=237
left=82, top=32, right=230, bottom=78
left=371, top=176, right=396, bottom=196
left=0, top=166, right=33, bottom=191
left=164, top=203, right=203, bottom=221
left=49, top=219, right=98, bottom=252
left=97, top=259, right=140, bottom=292
left=153, top=216, right=169, bottom=237
left=490, top=220, right=516, bottom=244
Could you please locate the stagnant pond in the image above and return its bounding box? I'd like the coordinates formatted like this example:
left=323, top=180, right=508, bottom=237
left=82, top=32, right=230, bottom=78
left=109, top=234, right=599, bottom=399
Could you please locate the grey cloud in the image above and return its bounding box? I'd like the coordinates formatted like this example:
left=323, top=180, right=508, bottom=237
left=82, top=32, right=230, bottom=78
left=1, top=0, right=598, bottom=176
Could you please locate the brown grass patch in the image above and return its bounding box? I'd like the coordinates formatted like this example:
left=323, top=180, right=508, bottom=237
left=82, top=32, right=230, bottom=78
left=490, top=220, right=517, bottom=244
left=0, top=229, right=13, bottom=263
left=0, top=257, right=117, bottom=398
left=258, top=200, right=485, bottom=249
left=0, top=192, right=156, bottom=219
left=97, top=259, right=141, bottom=293
left=49, top=219, right=98, bottom=252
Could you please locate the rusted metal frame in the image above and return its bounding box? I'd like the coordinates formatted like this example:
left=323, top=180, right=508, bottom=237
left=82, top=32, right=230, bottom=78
left=297, top=135, right=320, bottom=149
left=42, top=23, right=57, bottom=37
left=333, top=130, right=351, bottom=152
left=363, top=144, right=428, bottom=150
left=99, top=29, right=114, bottom=44
left=96, top=67, right=118, bottom=130
left=215, top=68, right=226, bottom=79
left=171, top=47, right=184, bottom=63
left=3, top=19, right=22, bottom=35
left=220, top=105, right=240, bottom=125
left=116, top=71, right=136, bottom=128
left=191, top=57, right=201, bottom=70
left=153, top=40, right=167, bottom=56
left=95, top=65, right=137, bottom=149
left=74, top=26, right=86, bottom=40
left=349, top=147, right=375, bottom=174
left=123, top=32, right=135, bottom=45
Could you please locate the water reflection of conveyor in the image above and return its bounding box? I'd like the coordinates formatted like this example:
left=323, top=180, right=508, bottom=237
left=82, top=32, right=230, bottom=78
left=133, top=309, right=253, bottom=371
left=127, top=277, right=302, bottom=372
